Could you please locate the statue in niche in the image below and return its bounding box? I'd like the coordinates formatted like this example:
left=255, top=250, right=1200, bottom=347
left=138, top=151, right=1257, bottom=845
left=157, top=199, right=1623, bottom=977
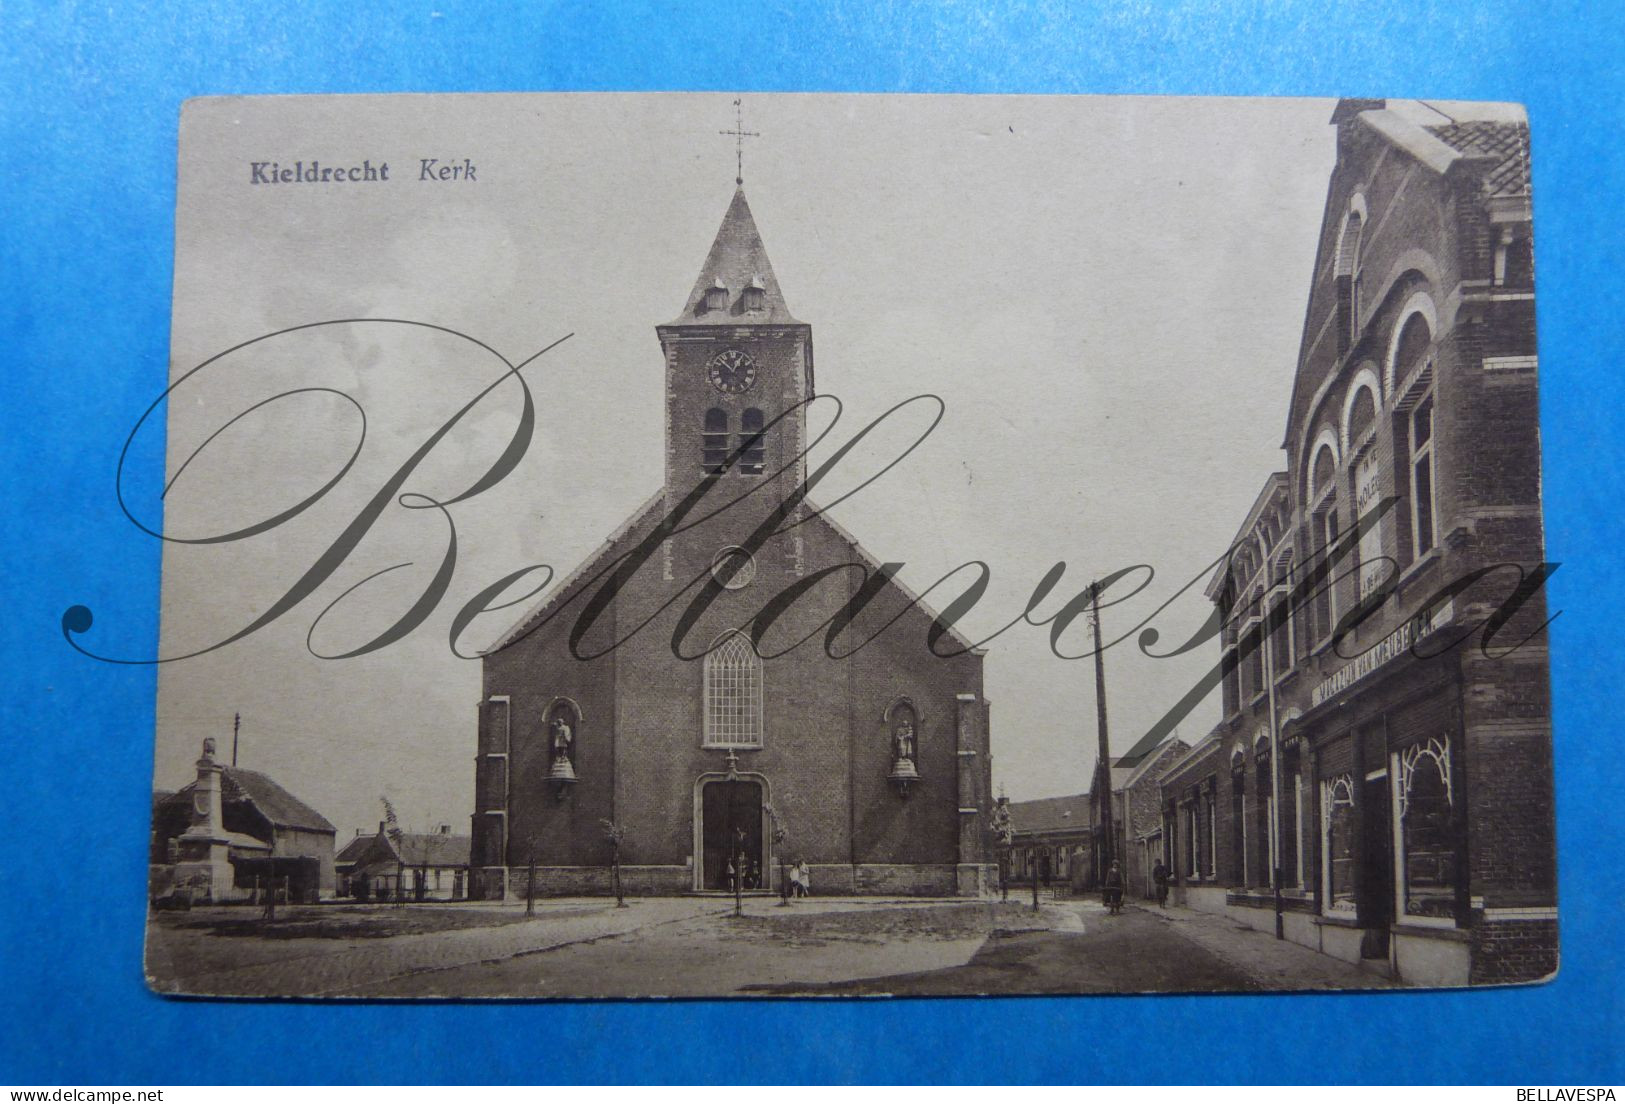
left=551, top=713, right=574, bottom=762
left=893, top=715, right=916, bottom=763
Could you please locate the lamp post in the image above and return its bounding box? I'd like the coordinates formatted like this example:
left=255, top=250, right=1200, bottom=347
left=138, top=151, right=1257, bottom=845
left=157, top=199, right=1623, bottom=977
left=1032, top=846, right=1041, bottom=914
left=764, top=803, right=790, bottom=907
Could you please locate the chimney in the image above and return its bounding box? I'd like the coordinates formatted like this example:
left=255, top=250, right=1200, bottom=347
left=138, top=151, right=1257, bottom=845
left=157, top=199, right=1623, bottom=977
left=378, top=820, right=386, bottom=835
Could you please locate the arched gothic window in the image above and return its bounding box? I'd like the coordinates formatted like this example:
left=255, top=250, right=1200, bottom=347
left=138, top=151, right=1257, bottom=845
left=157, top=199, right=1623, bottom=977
left=703, top=632, right=763, bottom=747
left=739, top=407, right=766, bottom=475
left=702, top=408, right=730, bottom=474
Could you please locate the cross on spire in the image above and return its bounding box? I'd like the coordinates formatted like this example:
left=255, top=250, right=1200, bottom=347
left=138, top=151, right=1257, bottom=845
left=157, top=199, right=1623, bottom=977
left=719, top=97, right=759, bottom=186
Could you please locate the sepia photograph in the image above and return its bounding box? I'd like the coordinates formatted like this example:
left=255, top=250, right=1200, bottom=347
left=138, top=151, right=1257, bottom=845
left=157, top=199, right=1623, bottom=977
left=129, top=91, right=1554, bottom=1000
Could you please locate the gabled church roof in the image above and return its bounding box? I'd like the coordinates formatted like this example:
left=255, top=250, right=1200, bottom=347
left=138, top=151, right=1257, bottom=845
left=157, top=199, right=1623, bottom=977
left=668, top=187, right=802, bottom=326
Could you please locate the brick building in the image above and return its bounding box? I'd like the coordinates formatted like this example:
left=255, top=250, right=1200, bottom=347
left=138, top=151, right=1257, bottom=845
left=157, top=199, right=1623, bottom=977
left=1160, top=99, right=1553, bottom=986
left=469, top=186, right=995, bottom=899
left=1006, top=794, right=1091, bottom=888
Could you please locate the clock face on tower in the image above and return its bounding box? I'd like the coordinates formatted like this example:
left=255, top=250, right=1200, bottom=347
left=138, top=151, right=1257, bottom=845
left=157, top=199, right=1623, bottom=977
left=706, top=347, right=758, bottom=394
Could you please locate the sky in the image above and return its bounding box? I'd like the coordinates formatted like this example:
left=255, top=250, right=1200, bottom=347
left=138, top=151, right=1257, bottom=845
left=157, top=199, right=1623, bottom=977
left=145, top=92, right=1335, bottom=838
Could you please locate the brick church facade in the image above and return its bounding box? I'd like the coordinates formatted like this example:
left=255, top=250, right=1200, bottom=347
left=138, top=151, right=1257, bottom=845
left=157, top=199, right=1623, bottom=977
left=1160, top=99, right=1553, bottom=986
left=469, top=186, right=995, bottom=899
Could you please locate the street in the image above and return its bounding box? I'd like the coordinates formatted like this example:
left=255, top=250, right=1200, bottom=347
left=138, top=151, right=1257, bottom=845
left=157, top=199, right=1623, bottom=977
left=147, top=895, right=1393, bottom=998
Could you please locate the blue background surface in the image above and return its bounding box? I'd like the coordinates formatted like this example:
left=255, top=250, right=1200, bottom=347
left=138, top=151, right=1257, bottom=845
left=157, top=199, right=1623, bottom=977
left=2, top=0, right=1620, bottom=1085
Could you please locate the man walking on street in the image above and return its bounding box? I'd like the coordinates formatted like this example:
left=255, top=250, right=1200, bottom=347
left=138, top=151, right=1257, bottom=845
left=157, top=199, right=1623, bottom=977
left=1153, top=859, right=1170, bottom=908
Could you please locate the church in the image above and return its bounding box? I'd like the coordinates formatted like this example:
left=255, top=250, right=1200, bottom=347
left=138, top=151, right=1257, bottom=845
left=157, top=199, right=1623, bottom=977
left=468, top=182, right=995, bottom=899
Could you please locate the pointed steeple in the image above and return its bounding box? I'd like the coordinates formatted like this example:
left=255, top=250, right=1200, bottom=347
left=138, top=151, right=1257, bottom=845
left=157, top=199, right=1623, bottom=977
left=670, top=187, right=800, bottom=325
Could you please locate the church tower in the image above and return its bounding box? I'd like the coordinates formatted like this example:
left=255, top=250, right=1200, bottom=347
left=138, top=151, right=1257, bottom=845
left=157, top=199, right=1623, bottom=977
left=655, top=188, right=813, bottom=580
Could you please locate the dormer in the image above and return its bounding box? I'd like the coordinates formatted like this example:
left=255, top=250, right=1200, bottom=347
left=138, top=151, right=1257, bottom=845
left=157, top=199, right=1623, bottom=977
left=702, top=277, right=729, bottom=315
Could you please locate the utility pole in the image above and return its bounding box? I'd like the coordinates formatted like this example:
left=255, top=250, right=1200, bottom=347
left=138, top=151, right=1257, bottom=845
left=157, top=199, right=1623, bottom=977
left=231, top=712, right=240, bottom=767
left=1091, top=584, right=1114, bottom=882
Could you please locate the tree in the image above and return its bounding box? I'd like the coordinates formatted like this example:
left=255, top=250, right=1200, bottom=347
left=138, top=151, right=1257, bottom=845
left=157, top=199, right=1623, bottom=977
left=380, top=796, right=406, bottom=908
left=991, top=802, right=1011, bottom=895
left=600, top=819, right=628, bottom=908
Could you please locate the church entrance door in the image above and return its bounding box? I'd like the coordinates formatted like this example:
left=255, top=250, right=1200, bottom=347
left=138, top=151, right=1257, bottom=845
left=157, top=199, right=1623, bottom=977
left=701, top=780, right=764, bottom=891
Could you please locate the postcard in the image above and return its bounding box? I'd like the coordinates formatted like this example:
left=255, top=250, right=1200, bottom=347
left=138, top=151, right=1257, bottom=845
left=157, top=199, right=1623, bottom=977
left=125, top=92, right=1552, bottom=997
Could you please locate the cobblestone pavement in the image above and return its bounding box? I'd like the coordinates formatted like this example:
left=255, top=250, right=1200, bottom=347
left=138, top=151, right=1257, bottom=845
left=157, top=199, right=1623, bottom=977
left=146, top=898, right=723, bottom=997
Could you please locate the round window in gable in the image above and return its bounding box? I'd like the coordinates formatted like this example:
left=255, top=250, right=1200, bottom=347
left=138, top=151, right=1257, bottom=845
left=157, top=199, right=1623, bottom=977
left=711, top=546, right=757, bottom=590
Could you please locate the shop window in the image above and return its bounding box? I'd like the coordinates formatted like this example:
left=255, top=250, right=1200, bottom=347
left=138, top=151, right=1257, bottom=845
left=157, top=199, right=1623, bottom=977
left=1184, top=801, right=1200, bottom=879
left=1396, top=738, right=1456, bottom=921
left=1256, top=751, right=1275, bottom=886
left=1322, top=774, right=1357, bottom=914
left=1205, top=789, right=1217, bottom=878
left=702, top=408, right=730, bottom=474
left=1291, top=766, right=1307, bottom=889
left=739, top=407, right=766, bottom=475
left=1230, top=764, right=1247, bottom=886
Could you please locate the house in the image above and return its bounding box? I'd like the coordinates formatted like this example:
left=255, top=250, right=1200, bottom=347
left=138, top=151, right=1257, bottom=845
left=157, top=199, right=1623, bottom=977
left=339, top=824, right=471, bottom=901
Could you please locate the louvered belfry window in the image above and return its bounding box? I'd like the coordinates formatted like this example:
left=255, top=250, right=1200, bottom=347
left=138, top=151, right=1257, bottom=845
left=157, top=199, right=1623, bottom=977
left=703, top=633, right=763, bottom=747
left=739, top=407, right=766, bottom=475
left=702, top=408, right=730, bottom=474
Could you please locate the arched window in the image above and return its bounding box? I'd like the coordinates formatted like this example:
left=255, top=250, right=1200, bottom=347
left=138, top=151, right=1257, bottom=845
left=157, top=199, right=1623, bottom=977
left=1309, top=441, right=1341, bottom=642
left=739, top=407, right=766, bottom=476
left=1394, top=313, right=1432, bottom=381
left=1347, top=384, right=1376, bottom=445
left=1310, top=442, right=1337, bottom=502
left=703, top=632, right=763, bottom=747
left=1335, top=209, right=1365, bottom=354
left=702, top=408, right=730, bottom=474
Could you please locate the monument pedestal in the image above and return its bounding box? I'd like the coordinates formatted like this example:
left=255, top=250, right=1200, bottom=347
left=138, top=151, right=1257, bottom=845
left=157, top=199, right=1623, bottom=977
left=173, top=830, right=238, bottom=903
